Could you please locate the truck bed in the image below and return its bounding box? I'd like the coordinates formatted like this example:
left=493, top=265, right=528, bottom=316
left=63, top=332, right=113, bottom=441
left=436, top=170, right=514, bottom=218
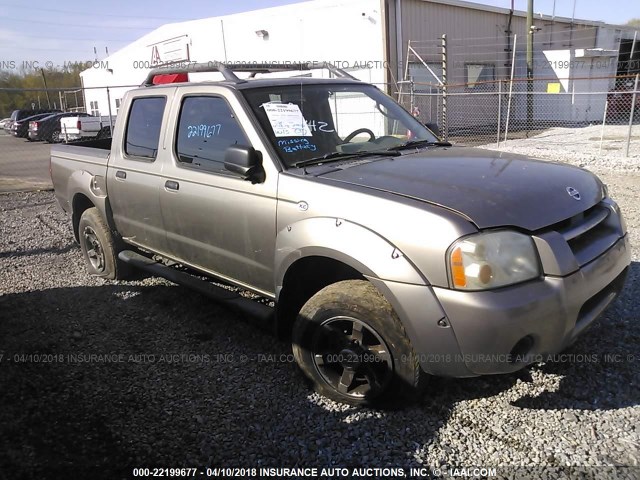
left=50, top=138, right=112, bottom=213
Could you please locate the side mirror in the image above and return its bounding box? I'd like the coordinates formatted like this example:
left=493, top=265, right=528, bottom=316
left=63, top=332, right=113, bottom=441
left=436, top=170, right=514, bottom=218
left=224, top=145, right=266, bottom=184
left=425, top=122, right=440, bottom=137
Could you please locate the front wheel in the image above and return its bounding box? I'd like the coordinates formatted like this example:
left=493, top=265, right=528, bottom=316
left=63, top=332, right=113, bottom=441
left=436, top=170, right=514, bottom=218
left=292, top=280, right=427, bottom=406
left=78, top=207, right=130, bottom=280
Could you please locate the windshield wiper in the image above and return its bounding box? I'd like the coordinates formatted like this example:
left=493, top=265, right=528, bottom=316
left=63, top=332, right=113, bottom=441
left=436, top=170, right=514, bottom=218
left=292, top=150, right=399, bottom=169
left=386, top=139, right=452, bottom=151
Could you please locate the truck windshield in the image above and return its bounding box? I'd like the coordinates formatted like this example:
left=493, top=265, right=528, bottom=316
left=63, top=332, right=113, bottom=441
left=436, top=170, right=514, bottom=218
left=242, top=84, right=437, bottom=168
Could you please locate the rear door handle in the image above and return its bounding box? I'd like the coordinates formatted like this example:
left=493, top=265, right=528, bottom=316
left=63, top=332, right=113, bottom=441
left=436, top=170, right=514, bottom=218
left=115, top=170, right=126, bottom=180
left=165, top=180, right=179, bottom=191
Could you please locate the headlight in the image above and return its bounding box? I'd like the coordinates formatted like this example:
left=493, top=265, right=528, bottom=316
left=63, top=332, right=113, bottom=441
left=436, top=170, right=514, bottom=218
left=448, top=231, right=541, bottom=290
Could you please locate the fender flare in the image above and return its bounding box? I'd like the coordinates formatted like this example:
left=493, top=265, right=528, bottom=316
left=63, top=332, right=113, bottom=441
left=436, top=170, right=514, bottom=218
left=275, top=217, right=427, bottom=294
left=67, top=170, right=111, bottom=237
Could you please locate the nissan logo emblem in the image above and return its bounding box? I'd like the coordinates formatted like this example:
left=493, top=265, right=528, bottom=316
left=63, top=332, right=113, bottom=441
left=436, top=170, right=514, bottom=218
left=566, top=187, right=581, bottom=200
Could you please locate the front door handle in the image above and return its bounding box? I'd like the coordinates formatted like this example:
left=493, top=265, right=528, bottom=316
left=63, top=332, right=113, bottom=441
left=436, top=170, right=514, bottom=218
left=115, top=170, right=126, bottom=180
left=165, top=180, right=179, bottom=191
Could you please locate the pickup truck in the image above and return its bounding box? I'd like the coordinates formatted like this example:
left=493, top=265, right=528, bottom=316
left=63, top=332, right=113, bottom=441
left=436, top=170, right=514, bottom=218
left=51, top=62, right=630, bottom=407
left=60, top=115, right=115, bottom=142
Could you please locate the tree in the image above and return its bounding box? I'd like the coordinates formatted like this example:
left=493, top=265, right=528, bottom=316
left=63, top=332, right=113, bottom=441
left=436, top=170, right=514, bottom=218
left=626, top=18, right=640, bottom=27
left=0, top=64, right=87, bottom=116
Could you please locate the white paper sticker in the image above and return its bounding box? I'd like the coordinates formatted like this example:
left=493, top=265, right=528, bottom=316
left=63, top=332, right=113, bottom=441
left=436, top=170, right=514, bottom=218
left=262, top=103, right=313, bottom=137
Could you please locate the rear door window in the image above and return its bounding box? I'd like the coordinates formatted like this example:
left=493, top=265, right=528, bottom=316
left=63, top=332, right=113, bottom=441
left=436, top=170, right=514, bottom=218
left=124, top=97, right=166, bottom=159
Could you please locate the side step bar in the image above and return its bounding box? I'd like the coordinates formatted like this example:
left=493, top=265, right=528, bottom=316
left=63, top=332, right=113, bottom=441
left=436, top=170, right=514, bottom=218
left=118, top=250, right=274, bottom=324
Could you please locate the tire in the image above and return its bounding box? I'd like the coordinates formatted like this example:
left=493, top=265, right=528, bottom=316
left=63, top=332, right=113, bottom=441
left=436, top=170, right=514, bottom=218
left=49, top=130, right=61, bottom=143
left=292, top=280, right=427, bottom=407
left=78, top=207, right=130, bottom=280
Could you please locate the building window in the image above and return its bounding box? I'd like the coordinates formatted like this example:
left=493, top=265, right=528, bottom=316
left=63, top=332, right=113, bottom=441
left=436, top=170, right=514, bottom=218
left=465, top=64, right=495, bottom=89
left=89, top=100, right=99, bottom=116
left=124, top=97, right=166, bottom=159
left=175, top=96, right=250, bottom=174
left=408, top=63, right=443, bottom=93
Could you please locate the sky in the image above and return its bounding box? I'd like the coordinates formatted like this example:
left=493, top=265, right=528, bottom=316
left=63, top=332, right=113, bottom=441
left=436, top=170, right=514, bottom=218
left=0, top=0, right=637, bottom=68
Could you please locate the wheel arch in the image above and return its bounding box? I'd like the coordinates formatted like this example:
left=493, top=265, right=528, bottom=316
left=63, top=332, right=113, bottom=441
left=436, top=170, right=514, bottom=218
left=71, top=192, right=94, bottom=242
left=274, top=217, right=429, bottom=339
left=275, top=255, right=365, bottom=339
left=67, top=170, right=114, bottom=242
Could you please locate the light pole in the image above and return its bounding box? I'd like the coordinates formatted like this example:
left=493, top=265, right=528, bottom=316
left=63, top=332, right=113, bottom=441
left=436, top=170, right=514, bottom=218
left=526, top=0, right=534, bottom=127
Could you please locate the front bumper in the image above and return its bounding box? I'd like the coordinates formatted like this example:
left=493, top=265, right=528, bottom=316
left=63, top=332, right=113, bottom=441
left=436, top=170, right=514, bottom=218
left=431, top=234, right=630, bottom=376
left=369, top=234, right=630, bottom=377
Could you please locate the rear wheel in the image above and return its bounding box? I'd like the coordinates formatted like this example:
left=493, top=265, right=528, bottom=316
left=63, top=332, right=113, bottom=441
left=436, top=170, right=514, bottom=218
left=292, top=280, right=427, bottom=406
left=97, top=127, right=111, bottom=139
left=78, top=207, right=130, bottom=280
left=48, top=130, right=61, bottom=143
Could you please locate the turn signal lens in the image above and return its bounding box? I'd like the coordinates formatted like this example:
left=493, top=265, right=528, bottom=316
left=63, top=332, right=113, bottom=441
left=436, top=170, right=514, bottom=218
left=451, top=247, right=466, bottom=288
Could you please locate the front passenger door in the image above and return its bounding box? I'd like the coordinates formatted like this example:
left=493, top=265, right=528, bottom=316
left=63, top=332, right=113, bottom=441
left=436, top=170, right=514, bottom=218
left=159, top=94, right=278, bottom=295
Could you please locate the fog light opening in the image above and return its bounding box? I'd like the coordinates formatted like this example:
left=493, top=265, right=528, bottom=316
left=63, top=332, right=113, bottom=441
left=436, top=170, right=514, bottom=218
left=509, top=335, right=534, bottom=363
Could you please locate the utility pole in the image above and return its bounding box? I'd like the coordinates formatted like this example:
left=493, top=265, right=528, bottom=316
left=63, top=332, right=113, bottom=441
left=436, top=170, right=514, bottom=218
left=40, top=69, right=51, bottom=109
left=527, top=0, right=534, bottom=127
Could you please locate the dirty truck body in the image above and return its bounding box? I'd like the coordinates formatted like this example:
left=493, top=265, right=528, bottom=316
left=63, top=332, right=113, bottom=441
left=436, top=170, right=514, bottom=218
left=51, top=63, right=630, bottom=406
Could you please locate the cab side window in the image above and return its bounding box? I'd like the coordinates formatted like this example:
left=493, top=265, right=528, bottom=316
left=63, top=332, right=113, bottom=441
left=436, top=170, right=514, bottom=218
left=176, top=96, right=250, bottom=173
left=124, top=97, right=166, bottom=159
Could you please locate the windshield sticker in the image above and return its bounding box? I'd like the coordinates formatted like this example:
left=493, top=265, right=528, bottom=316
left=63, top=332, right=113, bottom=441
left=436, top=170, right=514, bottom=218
left=262, top=103, right=313, bottom=137
left=306, top=119, right=335, bottom=133
left=277, top=138, right=317, bottom=153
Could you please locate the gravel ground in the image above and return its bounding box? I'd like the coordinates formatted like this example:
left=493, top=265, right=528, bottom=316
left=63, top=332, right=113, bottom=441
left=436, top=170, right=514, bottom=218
left=0, top=174, right=639, bottom=479
left=478, top=124, right=640, bottom=173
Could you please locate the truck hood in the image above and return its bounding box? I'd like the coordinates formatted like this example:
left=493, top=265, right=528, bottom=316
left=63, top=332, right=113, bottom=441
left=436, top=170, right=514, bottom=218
left=315, top=147, right=604, bottom=231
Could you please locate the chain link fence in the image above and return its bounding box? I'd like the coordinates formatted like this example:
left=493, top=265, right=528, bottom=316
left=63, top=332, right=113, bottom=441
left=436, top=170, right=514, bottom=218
left=399, top=78, right=639, bottom=157
left=396, top=30, right=640, bottom=161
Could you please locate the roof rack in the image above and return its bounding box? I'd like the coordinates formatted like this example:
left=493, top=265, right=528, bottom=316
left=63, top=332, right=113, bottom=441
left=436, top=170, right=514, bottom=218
left=142, top=61, right=358, bottom=86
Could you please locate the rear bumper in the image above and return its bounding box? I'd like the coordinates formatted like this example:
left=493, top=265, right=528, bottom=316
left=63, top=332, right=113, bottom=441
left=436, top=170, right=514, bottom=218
left=430, top=234, right=630, bottom=376
left=62, top=134, right=82, bottom=142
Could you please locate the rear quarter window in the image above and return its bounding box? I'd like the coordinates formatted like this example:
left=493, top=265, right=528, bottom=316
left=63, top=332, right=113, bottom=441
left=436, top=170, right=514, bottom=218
left=124, top=97, right=166, bottom=159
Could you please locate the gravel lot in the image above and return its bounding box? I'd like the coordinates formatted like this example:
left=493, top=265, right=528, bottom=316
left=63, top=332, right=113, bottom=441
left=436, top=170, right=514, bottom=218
left=0, top=169, right=639, bottom=478
left=479, top=124, right=640, bottom=173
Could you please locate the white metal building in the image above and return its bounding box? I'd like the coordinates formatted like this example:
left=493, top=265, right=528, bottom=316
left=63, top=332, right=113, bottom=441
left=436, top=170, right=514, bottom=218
left=80, top=0, right=639, bottom=123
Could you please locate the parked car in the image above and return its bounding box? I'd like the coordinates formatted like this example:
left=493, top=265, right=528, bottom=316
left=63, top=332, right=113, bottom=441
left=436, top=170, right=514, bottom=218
left=0, top=118, right=10, bottom=130
left=9, top=108, right=61, bottom=124
left=50, top=62, right=630, bottom=407
left=60, top=115, right=116, bottom=142
left=10, top=113, right=57, bottom=138
left=29, top=112, right=91, bottom=143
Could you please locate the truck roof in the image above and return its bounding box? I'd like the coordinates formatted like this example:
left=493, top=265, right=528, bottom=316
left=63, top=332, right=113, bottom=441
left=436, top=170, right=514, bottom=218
left=145, top=77, right=365, bottom=92
left=141, top=61, right=363, bottom=90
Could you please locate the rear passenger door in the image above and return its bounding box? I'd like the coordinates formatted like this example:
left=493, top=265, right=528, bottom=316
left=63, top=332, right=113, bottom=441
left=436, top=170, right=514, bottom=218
left=159, top=90, right=279, bottom=296
left=107, top=95, right=170, bottom=254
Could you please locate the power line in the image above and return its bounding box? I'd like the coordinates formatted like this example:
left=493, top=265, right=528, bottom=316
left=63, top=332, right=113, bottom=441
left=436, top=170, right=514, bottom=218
left=0, top=15, right=160, bottom=30
left=0, top=3, right=198, bottom=21
left=0, top=32, right=133, bottom=43
left=0, top=45, right=109, bottom=53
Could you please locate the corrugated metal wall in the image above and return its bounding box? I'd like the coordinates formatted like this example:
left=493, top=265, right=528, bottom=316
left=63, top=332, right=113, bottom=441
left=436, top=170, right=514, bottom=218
left=390, top=0, right=619, bottom=133
left=397, top=0, right=599, bottom=83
